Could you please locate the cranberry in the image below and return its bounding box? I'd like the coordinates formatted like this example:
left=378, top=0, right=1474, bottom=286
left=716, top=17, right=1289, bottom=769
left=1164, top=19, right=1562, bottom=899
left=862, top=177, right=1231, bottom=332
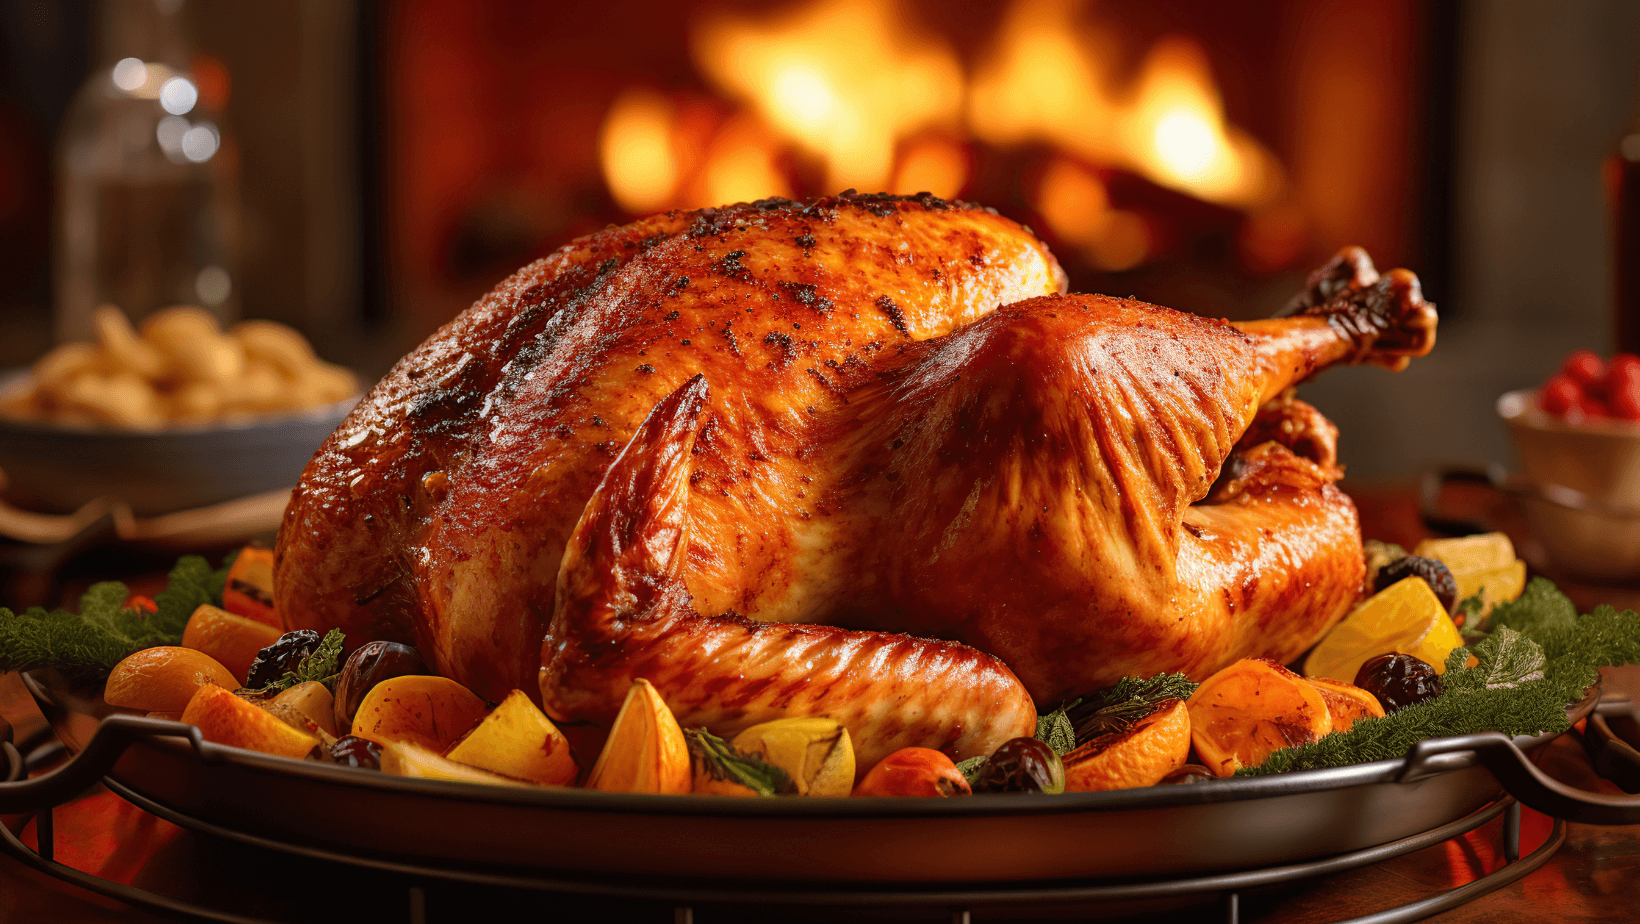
left=332, top=641, right=428, bottom=728
left=245, top=630, right=322, bottom=689
left=1374, top=555, right=1458, bottom=613
left=1539, top=374, right=1583, bottom=416
left=971, top=737, right=1065, bottom=794
left=1562, top=349, right=1606, bottom=389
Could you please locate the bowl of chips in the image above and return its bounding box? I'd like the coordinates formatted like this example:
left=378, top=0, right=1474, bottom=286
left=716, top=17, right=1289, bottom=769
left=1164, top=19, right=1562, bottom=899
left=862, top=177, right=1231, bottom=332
left=0, top=305, right=358, bottom=518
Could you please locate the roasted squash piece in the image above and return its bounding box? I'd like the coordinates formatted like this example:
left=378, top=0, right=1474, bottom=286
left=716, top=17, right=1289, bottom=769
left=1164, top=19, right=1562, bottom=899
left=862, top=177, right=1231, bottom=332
left=222, top=546, right=279, bottom=627
left=181, top=604, right=283, bottom=685
left=585, top=678, right=690, bottom=794
left=1187, top=658, right=1334, bottom=777
left=1061, top=698, right=1191, bottom=792
left=350, top=675, right=490, bottom=752
left=105, top=646, right=238, bottom=714
left=181, top=683, right=320, bottom=760
left=1303, top=677, right=1385, bottom=733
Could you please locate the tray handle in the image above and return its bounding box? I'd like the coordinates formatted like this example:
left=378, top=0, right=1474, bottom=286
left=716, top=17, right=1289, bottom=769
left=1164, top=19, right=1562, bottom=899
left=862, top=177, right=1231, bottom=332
left=1399, top=727, right=1640, bottom=825
left=1583, top=698, right=1640, bottom=794
left=0, top=713, right=205, bottom=813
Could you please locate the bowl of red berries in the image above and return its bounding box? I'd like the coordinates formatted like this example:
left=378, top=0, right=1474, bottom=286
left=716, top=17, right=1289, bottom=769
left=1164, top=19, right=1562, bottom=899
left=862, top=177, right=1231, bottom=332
left=1498, top=349, right=1640, bottom=580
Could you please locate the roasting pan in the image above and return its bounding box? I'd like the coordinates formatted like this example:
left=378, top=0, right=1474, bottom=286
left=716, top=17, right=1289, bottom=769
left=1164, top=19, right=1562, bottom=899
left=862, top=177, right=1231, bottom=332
left=4, top=670, right=1637, bottom=889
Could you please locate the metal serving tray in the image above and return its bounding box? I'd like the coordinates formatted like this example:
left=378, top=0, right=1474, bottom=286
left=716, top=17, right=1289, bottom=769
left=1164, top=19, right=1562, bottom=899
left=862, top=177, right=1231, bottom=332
left=3, top=671, right=1634, bottom=888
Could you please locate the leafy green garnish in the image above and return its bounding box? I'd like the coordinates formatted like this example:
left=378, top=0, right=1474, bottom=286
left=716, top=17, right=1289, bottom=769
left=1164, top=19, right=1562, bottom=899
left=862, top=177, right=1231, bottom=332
left=685, top=728, right=794, bottom=796
left=955, top=755, right=988, bottom=787
left=1443, top=627, right=1544, bottom=692
left=0, top=555, right=232, bottom=683
left=1034, top=700, right=1079, bottom=755
left=1242, top=578, right=1640, bottom=776
left=244, top=628, right=346, bottom=696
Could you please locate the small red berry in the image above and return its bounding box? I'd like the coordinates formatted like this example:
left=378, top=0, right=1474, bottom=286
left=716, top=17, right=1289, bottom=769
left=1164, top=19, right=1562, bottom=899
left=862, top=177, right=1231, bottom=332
left=1562, top=349, right=1606, bottom=388
left=1610, top=368, right=1640, bottom=420
left=1540, top=374, right=1583, bottom=416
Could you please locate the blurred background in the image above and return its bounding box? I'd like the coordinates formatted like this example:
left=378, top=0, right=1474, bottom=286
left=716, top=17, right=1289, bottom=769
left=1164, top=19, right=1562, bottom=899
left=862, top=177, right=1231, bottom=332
left=0, top=0, right=1636, bottom=478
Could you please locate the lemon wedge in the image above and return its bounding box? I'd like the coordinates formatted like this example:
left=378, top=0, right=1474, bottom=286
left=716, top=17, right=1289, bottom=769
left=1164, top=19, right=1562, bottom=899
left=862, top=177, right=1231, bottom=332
left=1303, top=576, right=1466, bottom=683
left=1414, top=533, right=1527, bottom=615
left=1413, top=532, right=1515, bottom=572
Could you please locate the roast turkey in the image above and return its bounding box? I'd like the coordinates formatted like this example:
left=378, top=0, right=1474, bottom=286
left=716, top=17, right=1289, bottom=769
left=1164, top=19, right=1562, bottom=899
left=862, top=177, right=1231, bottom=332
left=275, top=192, right=1436, bottom=767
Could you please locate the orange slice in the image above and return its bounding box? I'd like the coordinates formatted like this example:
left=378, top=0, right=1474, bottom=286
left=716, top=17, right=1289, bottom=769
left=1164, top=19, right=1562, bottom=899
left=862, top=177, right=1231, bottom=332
left=1303, top=677, right=1385, bottom=733
left=1061, top=698, right=1191, bottom=792
left=1303, top=576, right=1465, bottom=682
left=1187, top=658, right=1334, bottom=777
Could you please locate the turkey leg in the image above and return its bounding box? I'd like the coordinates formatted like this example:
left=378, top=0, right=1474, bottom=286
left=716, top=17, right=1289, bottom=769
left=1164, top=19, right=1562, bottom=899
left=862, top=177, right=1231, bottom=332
left=1233, top=246, right=1438, bottom=407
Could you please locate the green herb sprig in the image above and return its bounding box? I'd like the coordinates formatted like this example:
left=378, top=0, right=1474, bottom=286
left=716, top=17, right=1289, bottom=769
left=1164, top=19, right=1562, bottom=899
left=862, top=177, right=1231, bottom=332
left=1033, top=700, right=1079, bottom=755
left=685, top=727, right=794, bottom=796
left=0, top=554, right=233, bottom=683
left=243, top=628, right=346, bottom=696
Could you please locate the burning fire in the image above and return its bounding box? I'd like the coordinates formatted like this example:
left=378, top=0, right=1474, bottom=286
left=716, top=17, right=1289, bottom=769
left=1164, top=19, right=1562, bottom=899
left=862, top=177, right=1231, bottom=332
left=690, top=0, right=962, bottom=193
left=597, top=0, right=1289, bottom=271
left=970, top=1, right=1281, bottom=210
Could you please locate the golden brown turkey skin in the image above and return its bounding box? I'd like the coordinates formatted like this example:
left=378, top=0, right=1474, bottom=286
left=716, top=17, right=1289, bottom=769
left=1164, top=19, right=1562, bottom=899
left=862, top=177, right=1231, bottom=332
left=278, top=189, right=1435, bottom=763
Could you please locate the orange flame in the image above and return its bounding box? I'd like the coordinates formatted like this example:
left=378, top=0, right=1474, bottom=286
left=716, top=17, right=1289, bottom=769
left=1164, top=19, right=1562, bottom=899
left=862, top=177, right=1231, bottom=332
left=971, top=0, right=1281, bottom=208
left=690, top=0, right=962, bottom=193
left=600, top=89, right=682, bottom=214
left=597, top=0, right=1286, bottom=269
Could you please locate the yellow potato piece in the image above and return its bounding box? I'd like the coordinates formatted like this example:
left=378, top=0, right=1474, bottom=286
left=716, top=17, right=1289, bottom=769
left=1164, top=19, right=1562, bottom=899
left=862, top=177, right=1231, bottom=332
left=380, top=740, right=532, bottom=787
left=585, top=678, right=690, bottom=794
left=350, top=675, right=490, bottom=752
left=445, top=690, right=578, bottom=786
left=731, top=717, right=855, bottom=797
left=1304, top=576, right=1465, bottom=683
left=1455, top=560, right=1527, bottom=616
left=1414, top=532, right=1516, bottom=576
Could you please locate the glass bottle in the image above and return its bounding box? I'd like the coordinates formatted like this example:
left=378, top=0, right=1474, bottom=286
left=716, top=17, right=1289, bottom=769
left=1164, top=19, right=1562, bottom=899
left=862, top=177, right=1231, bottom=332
left=53, top=0, right=238, bottom=344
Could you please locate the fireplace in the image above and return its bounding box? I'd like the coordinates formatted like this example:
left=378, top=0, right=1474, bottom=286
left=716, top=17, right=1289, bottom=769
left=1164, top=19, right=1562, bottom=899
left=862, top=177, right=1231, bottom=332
left=379, top=0, right=1447, bottom=338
